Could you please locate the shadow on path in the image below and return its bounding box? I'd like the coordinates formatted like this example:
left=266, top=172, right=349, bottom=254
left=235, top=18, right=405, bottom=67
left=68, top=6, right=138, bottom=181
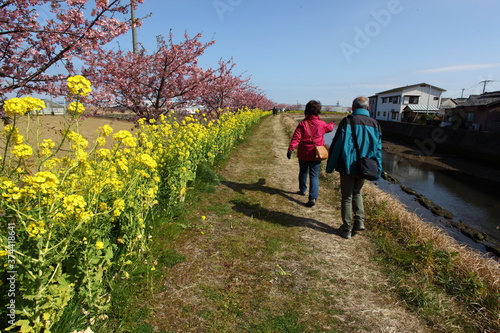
left=229, top=199, right=337, bottom=235
left=222, top=178, right=306, bottom=206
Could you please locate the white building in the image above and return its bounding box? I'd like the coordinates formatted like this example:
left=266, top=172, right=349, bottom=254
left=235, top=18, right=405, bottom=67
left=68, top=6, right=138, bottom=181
left=41, top=99, right=66, bottom=115
left=369, top=83, right=446, bottom=122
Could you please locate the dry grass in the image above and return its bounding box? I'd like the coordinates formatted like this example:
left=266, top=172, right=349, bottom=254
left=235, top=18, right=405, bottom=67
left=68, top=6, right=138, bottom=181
left=364, top=186, right=500, bottom=292
left=4, top=114, right=136, bottom=149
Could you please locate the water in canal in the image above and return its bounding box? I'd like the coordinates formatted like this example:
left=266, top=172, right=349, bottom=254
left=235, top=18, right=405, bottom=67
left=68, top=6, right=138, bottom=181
left=324, top=130, right=500, bottom=254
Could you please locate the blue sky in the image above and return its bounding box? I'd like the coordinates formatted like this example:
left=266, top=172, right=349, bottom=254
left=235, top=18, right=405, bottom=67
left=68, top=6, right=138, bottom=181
left=111, top=0, right=500, bottom=107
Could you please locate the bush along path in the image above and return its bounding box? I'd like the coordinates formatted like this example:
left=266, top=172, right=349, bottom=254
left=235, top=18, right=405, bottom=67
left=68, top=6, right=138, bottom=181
left=106, top=114, right=499, bottom=333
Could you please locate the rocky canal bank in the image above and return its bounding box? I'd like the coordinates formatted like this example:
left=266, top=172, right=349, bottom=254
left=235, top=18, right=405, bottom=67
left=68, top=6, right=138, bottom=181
left=382, top=137, right=500, bottom=258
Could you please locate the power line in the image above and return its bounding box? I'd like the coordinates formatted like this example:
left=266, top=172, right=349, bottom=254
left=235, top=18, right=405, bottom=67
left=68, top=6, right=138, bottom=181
left=449, top=82, right=483, bottom=98
left=449, top=80, right=498, bottom=99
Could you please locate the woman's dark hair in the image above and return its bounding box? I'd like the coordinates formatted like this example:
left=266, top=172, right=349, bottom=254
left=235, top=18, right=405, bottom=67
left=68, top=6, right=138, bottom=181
left=304, top=100, right=321, bottom=116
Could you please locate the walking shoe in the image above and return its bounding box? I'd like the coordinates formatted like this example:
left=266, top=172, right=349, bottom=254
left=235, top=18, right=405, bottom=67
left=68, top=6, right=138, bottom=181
left=306, top=198, right=316, bottom=207
left=353, top=222, right=365, bottom=231
left=337, top=227, right=352, bottom=239
left=297, top=190, right=306, bottom=196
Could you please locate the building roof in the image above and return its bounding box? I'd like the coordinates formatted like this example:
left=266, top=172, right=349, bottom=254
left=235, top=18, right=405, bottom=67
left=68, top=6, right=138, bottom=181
left=376, top=83, right=446, bottom=95
left=42, top=99, right=65, bottom=108
left=458, top=91, right=500, bottom=107
left=403, top=104, right=440, bottom=112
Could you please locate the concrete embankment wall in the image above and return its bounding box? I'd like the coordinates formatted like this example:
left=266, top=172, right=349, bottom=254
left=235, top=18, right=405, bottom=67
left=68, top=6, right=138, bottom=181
left=379, top=121, right=500, bottom=163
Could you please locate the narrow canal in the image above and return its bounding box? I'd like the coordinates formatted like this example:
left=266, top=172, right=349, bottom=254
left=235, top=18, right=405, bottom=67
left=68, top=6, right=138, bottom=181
left=324, top=129, right=500, bottom=256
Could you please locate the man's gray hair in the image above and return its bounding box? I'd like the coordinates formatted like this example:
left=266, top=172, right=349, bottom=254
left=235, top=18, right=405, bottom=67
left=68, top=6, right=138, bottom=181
left=352, top=96, right=369, bottom=110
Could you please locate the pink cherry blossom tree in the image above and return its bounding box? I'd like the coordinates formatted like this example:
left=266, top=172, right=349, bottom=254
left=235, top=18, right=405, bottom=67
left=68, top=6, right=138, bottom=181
left=197, top=59, right=275, bottom=116
left=0, top=0, right=143, bottom=100
left=197, top=59, right=261, bottom=116
left=83, top=32, right=216, bottom=120
left=236, top=87, right=274, bottom=111
left=1, top=0, right=278, bottom=122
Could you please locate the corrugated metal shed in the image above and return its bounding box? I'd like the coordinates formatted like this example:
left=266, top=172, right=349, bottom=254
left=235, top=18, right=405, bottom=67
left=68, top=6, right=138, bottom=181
left=403, top=104, right=440, bottom=112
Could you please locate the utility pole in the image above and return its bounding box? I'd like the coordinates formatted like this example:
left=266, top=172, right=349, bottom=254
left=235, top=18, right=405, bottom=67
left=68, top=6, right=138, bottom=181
left=481, top=80, right=494, bottom=94
left=131, top=0, right=138, bottom=53
left=461, top=88, right=465, bottom=98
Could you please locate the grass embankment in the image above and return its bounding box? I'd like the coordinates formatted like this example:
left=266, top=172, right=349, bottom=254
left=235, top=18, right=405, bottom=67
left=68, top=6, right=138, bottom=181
left=97, top=113, right=499, bottom=333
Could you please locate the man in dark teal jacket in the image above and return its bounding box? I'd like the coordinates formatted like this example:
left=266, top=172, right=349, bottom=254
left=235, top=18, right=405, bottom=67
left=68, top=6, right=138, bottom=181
left=326, top=96, right=382, bottom=239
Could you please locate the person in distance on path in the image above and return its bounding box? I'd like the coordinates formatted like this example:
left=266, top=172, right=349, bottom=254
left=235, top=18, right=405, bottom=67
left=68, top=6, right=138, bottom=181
left=326, top=96, right=382, bottom=239
left=287, top=100, right=334, bottom=207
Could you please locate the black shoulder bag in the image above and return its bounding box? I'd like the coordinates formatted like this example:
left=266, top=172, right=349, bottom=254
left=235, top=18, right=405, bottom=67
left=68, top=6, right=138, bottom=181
left=347, top=116, right=379, bottom=181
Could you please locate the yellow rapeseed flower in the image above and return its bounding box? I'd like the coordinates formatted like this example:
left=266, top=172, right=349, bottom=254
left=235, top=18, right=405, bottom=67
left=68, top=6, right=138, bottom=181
left=67, top=101, right=85, bottom=114
left=3, top=97, right=27, bottom=116
left=113, top=198, right=125, bottom=216
left=26, top=220, right=47, bottom=238
left=66, top=130, right=89, bottom=149
left=23, top=96, right=45, bottom=112
left=99, top=124, right=113, bottom=137
left=63, top=194, right=87, bottom=214
left=23, top=171, right=59, bottom=194
left=39, top=139, right=55, bottom=157
left=12, top=144, right=33, bottom=159
left=121, top=136, right=137, bottom=147
left=96, top=148, right=111, bottom=159
left=113, top=130, right=132, bottom=141
left=135, top=153, right=157, bottom=169
left=96, top=137, right=106, bottom=146
left=95, top=241, right=104, bottom=250
left=67, top=75, right=92, bottom=96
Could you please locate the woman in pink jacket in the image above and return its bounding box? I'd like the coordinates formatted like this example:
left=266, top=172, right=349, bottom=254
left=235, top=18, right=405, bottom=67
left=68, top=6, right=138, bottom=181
left=287, top=100, right=334, bottom=207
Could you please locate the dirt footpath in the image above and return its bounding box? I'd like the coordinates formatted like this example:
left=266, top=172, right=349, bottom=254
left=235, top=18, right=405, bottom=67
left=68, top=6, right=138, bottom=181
left=257, top=115, right=429, bottom=332
left=149, top=114, right=432, bottom=332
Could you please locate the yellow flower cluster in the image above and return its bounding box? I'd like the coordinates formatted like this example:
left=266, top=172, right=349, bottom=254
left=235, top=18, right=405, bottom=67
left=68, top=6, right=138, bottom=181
left=1, top=177, right=21, bottom=200
left=2, top=96, right=45, bottom=116
left=23, top=171, right=59, bottom=194
left=39, top=139, right=55, bottom=157
left=12, top=144, right=33, bottom=159
left=99, top=124, right=113, bottom=137
left=67, top=101, right=85, bottom=114
left=3, top=124, right=24, bottom=144
left=67, top=75, right=92, bottom=96
left=0, top=74, right=270, bottom=332
left=136, top=153, right=157, bottom=169
left=63, top=194, right=86, bottom=213
left=26, top=220, right=47, bottom=238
